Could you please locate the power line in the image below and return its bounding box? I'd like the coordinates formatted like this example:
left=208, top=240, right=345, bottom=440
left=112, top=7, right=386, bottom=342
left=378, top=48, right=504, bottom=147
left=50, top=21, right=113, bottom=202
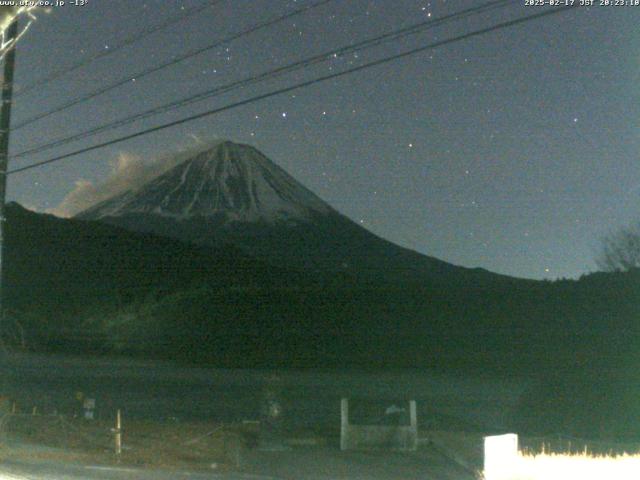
left=14, top=0, right=222, bottom=98
left=12, top=0, right=511, bottom=158
left=8, top=5, right=577, bottom=176
left=11, top=0, right=336, bottom=130
left=11, top=0, right=513, bottom=159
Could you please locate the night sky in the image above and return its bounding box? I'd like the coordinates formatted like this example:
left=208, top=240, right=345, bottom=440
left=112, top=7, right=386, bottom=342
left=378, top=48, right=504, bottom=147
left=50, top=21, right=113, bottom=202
left=5, top=0, right=640, bottom=280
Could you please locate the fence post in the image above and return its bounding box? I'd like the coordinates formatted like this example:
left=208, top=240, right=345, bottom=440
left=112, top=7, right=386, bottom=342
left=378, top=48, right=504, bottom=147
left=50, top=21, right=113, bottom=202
left=114, top=409, right=122, bottom=458
left=340, top=398, right=349, bottom=451
left=409, top=400, right=417, bottom=450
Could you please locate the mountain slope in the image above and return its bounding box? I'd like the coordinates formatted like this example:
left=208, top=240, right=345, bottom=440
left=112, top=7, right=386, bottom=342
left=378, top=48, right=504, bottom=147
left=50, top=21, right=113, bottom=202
left=5, top=203, right=640, bottom=440
left=79, top=141, right=332, bottom=223
left=2, top=202, right=325, bottom=346
left=8, top=202, right=640, bottom=372
left=77, top=141, right=507, bottom=286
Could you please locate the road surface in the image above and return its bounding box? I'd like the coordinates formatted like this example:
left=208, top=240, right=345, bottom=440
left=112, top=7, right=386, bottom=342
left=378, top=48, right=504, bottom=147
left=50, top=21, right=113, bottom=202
left=0, top=444, right=478, bottom=480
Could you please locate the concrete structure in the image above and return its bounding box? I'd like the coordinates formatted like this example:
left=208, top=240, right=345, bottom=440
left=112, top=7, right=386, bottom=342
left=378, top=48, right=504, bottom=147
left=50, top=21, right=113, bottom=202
left=340, top=398, right=418, bottom=451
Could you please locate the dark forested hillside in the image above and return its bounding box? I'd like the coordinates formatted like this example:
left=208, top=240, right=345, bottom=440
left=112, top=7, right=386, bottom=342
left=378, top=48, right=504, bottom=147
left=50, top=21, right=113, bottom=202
left=3, top=203, right=638, bottom=378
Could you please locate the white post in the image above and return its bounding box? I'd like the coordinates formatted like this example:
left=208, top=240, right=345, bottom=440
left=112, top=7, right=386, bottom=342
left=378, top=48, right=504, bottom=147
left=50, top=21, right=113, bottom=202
left=484, top=433, right=519, bottom=480
left=340, top=398, right=349, bottom=451
left=409, top=400, right=417, bottom=450
left=114, top=409, right=122, bottom=458
left=409, top=400, right=417, bottom=429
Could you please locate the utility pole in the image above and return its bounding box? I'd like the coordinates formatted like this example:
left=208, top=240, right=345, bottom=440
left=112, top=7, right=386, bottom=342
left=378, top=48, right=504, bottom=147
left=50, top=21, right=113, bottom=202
left=0, top=18, right=18, bottom=333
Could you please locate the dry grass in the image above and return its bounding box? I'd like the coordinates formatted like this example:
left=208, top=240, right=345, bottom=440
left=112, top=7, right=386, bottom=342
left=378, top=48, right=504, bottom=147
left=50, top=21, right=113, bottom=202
left=482, top=449, right=640, bottom=480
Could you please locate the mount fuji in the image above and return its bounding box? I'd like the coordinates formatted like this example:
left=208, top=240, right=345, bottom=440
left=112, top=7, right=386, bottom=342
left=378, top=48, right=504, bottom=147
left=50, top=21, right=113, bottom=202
left=79, top=141, right=332, bottom=224
left=77, top=141, right=501, bottom=285
left=8, top=143, right=637, bottom=382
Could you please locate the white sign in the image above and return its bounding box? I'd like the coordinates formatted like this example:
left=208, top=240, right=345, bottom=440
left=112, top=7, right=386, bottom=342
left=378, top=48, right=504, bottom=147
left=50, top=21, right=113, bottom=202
left=484, top=433, right=519, bottom=480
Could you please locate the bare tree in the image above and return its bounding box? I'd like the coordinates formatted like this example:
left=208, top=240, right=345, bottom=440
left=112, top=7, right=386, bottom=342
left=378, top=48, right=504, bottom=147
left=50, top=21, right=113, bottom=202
left=597, top=223, right=640, bottom=272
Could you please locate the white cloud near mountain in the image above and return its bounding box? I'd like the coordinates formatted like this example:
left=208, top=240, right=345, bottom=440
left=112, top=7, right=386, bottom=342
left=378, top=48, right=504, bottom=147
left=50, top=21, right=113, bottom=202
left=49, top=137, right=219, bottom=218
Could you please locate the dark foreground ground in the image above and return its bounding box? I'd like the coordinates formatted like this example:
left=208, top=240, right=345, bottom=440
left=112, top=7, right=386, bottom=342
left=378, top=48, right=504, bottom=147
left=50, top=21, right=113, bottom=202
left=0, top=444, right=477, bottom=480
left=0, top=350, right=530, bottom=479
left=0, top=351, right=527, bottom=432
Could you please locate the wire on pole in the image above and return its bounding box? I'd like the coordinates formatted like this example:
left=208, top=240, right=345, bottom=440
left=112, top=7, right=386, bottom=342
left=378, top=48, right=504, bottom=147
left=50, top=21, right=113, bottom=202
left=11, top=0, right=337, bottom=130
left=15, top=0, right=223, bottom=98
left=9, top=5, right=578, bottom=176
left=10, top=0, right=514, bottom=160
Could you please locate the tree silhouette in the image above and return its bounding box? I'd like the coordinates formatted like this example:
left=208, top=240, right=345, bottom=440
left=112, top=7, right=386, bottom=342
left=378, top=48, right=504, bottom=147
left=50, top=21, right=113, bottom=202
left=597, top=223, right=640, bottom=272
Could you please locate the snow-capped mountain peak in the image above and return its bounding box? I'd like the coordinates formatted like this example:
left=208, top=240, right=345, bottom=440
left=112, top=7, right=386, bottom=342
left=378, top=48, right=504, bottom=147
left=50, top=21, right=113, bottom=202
left=78, top=141, right=332, bottom=224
